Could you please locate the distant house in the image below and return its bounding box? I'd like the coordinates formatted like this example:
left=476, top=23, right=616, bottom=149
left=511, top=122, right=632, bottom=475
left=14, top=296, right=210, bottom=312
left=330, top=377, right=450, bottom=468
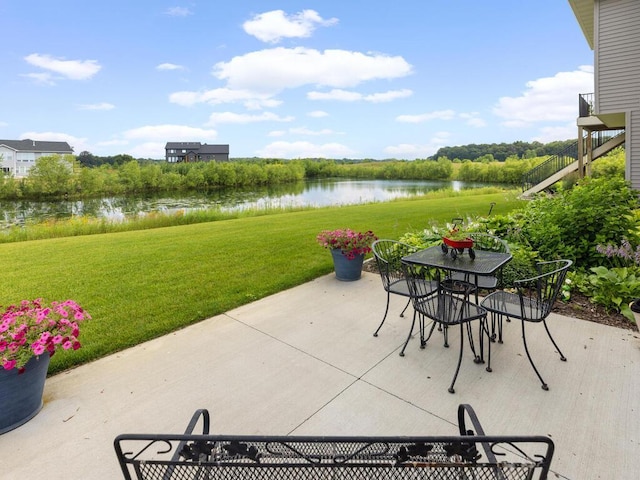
left=164, top=142, right=230, bottom=163
left=0, top=139, right=74, bottom=177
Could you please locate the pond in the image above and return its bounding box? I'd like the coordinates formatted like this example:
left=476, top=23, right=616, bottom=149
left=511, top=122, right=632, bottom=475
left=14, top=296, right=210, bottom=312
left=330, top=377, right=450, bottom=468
left=0, top=178, right=492, bottom=228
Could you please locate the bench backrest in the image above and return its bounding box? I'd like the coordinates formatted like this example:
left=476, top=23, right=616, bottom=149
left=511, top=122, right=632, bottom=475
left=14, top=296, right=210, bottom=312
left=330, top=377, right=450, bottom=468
left=114, top=405, right=554, bottom=480
left=115, top=433, right=554, bottom=480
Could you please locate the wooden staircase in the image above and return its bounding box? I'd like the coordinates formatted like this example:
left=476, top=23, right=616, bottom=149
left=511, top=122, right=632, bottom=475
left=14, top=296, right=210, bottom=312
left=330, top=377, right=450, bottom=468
left=520, top=129, right=625, bottom=198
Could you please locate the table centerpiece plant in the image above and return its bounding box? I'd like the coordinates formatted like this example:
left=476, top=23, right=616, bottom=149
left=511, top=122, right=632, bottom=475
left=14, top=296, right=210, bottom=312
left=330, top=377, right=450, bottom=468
left=0, top=298, right=91, bottom=434
left=316, top=228, right=378, bottom=281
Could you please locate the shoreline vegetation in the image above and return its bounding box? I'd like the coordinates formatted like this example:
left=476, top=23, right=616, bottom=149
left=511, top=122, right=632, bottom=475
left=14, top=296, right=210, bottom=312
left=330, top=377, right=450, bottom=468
left=0, top=154, right=547, bottom=202
left=0, top=191, right=521, bottom=375
left=0, top=186, right=514, bottom=243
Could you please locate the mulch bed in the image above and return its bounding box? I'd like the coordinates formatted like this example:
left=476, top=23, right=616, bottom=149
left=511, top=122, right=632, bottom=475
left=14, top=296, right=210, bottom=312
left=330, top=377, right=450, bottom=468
left=363, top=259, right=638, bottom=332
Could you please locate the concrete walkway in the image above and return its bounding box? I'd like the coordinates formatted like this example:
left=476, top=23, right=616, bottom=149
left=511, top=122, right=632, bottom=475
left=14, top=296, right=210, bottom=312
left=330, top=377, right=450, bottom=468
left=1, top=272, right=639, bottom=479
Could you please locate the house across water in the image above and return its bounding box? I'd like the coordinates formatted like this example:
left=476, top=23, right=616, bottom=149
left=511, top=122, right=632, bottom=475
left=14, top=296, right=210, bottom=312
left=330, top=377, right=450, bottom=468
left=164, top=142, right=230, bottom=163
left=0, top=139, right=74, bottom=178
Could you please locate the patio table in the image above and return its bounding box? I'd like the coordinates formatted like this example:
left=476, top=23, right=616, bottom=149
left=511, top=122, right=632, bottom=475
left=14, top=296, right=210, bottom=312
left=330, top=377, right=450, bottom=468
left=402, top=245, right=512, bottom=293
left=402, top=245, right=512, bottom=367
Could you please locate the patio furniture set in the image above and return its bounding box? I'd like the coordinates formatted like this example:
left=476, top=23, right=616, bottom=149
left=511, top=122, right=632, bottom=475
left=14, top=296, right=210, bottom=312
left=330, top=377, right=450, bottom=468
left=371, top=236, right=572, bottom=393
left=111, top=233, right=565, bottom=479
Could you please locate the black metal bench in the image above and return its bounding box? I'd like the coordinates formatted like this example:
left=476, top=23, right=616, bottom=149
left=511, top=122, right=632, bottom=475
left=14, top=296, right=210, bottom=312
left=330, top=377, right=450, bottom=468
left=114, top=404, right=554, bottom=480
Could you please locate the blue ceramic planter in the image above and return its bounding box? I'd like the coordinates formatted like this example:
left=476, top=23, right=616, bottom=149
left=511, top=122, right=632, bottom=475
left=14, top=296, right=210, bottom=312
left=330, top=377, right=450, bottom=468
left=330, top=249, right=364, bottom=281
left=0, top=354, right=50, bottom=434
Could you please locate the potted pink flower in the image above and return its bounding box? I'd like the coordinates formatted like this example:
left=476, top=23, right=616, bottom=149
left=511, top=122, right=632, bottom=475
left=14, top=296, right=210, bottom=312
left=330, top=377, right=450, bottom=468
left=317, top=228, right=378, bottom=281
left=0, top=299, right=91, bottom=434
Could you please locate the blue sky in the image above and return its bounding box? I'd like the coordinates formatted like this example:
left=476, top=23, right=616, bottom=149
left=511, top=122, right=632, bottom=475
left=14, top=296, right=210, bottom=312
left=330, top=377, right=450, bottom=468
left=1, top=1, right=593, bottom=160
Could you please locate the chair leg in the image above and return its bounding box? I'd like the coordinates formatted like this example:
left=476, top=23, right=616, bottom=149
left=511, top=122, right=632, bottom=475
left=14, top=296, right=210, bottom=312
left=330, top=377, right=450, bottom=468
left=521, top=321, right=549, bottom=390
left=373, top=291, right=392, bottom=337
left=420, top=318, right=438, bottom=349
left=399, top=298, right=411, bottom=317
left=448, top=323, right=465, bottom=394
left=543, top=320, right=567, bottom=361
left=399, top=310, right=417, bottom=357
left=442, top=324, right=450, bottom=348
left=484, top=318, right=492, bottom=372
left=490, top=312, right=504, bottom=343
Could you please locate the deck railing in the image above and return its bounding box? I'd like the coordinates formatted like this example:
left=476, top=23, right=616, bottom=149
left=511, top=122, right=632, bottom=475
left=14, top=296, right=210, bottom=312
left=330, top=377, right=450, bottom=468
left=521, top=129, right=625, bottom=192
left=579, top=93, right=594, bottom=117
left=522, top=142, right=578, bottom=191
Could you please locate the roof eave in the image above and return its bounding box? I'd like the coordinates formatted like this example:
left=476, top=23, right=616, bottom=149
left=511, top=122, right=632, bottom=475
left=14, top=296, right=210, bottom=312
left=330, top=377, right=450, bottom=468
left=569, top=0, right=595, bottom=50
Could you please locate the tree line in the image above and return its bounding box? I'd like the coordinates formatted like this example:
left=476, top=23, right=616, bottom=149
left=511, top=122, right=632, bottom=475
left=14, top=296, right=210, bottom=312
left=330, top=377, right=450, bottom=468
left=429, top=139, right=576, bottom=162
left=0, top=139, right=618, bottom=201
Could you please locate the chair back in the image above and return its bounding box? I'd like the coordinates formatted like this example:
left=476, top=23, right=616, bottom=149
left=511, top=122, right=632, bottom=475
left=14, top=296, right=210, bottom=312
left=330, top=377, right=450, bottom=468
left=402, top=262, right=483, bottom=325
left=372, top=240, right=417, bottom=292
left=469, top=233, right=510, bottom=253
left=401, top=261, right=441, bottom=303
left=515, top=260, right=572, bottom=321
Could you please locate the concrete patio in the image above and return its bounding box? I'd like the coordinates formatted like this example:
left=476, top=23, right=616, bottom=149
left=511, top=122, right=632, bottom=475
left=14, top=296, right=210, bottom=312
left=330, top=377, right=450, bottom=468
left=1, top=271, right=638, bottom=479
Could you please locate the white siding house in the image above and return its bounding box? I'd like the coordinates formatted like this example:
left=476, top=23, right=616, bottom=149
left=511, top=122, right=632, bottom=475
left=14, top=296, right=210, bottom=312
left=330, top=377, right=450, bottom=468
left=0, top=139, right=74, bottom=178
left=570, top=0, right=640, bottom=189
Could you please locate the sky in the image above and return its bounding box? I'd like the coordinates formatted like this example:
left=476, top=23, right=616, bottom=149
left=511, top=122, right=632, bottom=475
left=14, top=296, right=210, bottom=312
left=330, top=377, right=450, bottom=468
left=0, top=1, right=594, bottom=160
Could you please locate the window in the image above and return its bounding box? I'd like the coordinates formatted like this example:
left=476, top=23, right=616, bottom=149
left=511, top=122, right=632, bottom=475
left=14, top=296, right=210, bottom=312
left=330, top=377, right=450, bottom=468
left=17, top=152, right=36, bottom=162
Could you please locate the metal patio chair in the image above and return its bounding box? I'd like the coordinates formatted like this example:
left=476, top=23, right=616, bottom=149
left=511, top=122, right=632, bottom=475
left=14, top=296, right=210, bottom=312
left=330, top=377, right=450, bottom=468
left=402, top=262, right=490, bottom=394
left=480, top=259, right=572, bottom=390
left=371, top=240, right=437, bottom=356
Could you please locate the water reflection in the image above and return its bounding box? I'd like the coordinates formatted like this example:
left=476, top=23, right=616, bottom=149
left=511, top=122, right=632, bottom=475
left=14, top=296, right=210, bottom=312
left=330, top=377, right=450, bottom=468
left=0, top=178, right=488, bottom=228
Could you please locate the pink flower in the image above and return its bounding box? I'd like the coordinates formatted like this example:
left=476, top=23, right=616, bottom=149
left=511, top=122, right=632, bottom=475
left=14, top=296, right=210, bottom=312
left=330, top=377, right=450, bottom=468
left=2, top=359, right=16, bottom=370
left=0, top=299, right=90, bottom=371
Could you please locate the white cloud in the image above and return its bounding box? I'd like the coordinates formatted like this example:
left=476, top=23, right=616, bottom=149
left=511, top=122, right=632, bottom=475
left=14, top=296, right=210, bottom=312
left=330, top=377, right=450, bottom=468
left=24, top=53, right=101, bottom=80
left=20, top=131, right=87, bottom=152
left=77, top=102, right=115, bottom=111
left=267, top=126, right=341, bottom=137
left=366, top=89, right=413, bottom=103
left=157, top=63, right=184, bottom=71
left=96, top=139, right=128, bottom=147
left=205, top=111, right=294, bottom=125
left=243, top=9, right=338, bottom=44
left=170, top=48, right=412, bottom=112
left=308, top=88, right=412, bottom=103
left=289, top=127, right=340, bottom=136
left=169, top=88, right=280, bottom=109
left=307, top=110, right=329, bottom=118
left=493, top=66, right=594, bottom=127
left=531, top=123, right=578, bottom=143
left=127, top=142, right=167, bottom=159
left=383, top=144, right=434, bottom=158
left=308, top=89, right=361, bottom=102
left=22, top=72, right=55, bottom=85
left=459, top=112, right=487, bottom=128
left=396, top=110, right=456, bottom=123
left=256, top=141, right=355, bottom=159
left=384, top=132, right=452, bottom=159
left=214, top=47, right=412, bottom=93
left=122, top=125, right=218, bottom=141
left=164, top=7, right=192, bottom=17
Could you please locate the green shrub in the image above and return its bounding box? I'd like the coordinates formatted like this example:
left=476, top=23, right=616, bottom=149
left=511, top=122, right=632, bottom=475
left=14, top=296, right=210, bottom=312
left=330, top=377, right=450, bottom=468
left=579, top=266, right=640, bottom=322
left=500, top=244, right=540, bottom=287
left=517, top=176, right=640, bottom=269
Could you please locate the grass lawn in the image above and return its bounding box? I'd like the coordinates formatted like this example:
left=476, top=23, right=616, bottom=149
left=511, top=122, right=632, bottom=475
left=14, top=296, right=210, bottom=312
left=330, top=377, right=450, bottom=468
left=1, top=190, right=523, bottom=374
